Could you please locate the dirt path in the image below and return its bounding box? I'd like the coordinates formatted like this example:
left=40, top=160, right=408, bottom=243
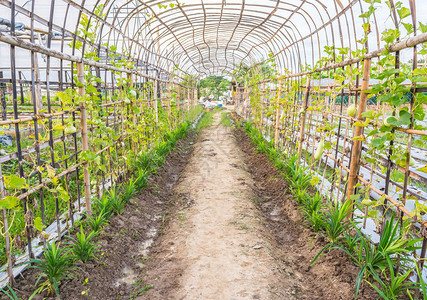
left=143, top=112, right=282, bottom=299
left=142, top=111, right=377, bottom=300
left=10, top=110, right=378, bottom=300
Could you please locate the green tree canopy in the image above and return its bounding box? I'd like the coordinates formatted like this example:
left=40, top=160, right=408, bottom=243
left=198, top=76, right=230, bottom=99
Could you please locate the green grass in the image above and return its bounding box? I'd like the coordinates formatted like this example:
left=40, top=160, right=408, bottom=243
left=196, top=108, right=217, bottom=130
left=220, top=112, right=232, bottom=127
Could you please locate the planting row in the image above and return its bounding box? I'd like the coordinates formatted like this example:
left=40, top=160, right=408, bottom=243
left=240, top=118, right=426, bottom=299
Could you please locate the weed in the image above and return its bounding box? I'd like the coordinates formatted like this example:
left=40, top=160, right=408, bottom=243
left=220, top=112, right=231, bottom=127
left=177, top=210, right=186, bottom=221
left=130, top=284, right=154, bottom=299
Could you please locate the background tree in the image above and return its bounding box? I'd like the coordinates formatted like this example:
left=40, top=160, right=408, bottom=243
left=198, top=76, right=230, bottom=99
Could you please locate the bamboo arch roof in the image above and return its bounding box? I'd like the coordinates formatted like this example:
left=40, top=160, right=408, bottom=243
left=0, top=0, right=425, bottom=79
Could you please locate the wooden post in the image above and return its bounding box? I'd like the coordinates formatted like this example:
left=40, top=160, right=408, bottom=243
left=297, top=79, right=311, bottom=162
left=274, top=79, right=282, bottom=148
left=77, top=62, right=91, bottom=217
left=346, top=58, right=371, bottom=206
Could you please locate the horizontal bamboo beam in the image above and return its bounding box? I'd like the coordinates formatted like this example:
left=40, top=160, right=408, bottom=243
left=0, top=32, right=196, bottom=89
left=252, top=32, right=427, bottom=84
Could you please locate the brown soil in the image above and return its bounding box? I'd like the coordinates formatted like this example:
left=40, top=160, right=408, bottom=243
left=141, top=111, right=377, bottom=299
left=8, top=131, right=198, bottom=300
left=141, top=113, right=283, bottom=299
left=232, top=121, right=377, bottom=300
left=6, top=110, right=378, bottom=300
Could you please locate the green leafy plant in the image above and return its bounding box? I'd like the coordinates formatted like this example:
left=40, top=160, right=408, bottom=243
left=67, top=226, right=99, bottom=263
left=122, top=177, right=137, bottom=202
left=311, top=199, right=355, bottom=265
left=286, top=165, right=312, bottom=191
left=351, top=216, right=420, bottom=297
left=323, top=199, right=355, bottom=244
left=367, top=259, right=418, bottom=300
left=135, top=169, right=149, bottom=190
left=29, top=241, right=74, bottom=296
left=412, top=261, right=427, bottom=300
left=87, top=212, right=108, bottom=233
left=342, top=230, right=361, bottom=258
left=108, top=188, right=126, bottom=215
left=1, top=284, right=19, bottom=300
left=93, top=196, right=113, bottom=219
left=299, top=193, right=325, bottom=231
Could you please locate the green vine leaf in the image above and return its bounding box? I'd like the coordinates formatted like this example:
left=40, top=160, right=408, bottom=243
left=4, top=175, right=27, bottom=190
left=0, top=196, right=19, bottom=210
left=56, top=186, right=70, bottom=202
left=397, top=7, right=411, bottom=20
left=34, top=217, right=45, bottom=232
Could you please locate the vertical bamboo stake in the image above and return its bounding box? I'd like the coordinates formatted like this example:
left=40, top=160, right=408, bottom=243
left=0, top=165, right=14, bottom=286
left=154, top=79, right=159, bottom=132
left=128, top=73, right=136, bottom=151
left=242, top=86, right=246, bottom=119
left=167, top=81, right=171, bottom=128
left=297, top=79, right=311, bottom=163
left=77, top=62, right=91, bottom=216
left=346, top=58, right=371, bottom=209
left=0, top=72, right=6, bottom=121
left=32, top=52, right=43, bottom=113
left=187, top=88, right=190, bottom=113
left=260, top=82, right=265, bottom=130
left=274, top=79, right=282, bottom=148
left=18, top=71, right=25, bottom=105
left=244, top=85, right=249, bottom=121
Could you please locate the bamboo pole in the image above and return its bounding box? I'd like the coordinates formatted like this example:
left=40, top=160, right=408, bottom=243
left=77, top=62, right=92, bottom=217
left=297, top=79, right=311, bottom=163
left=154, top=79, right=159, bottom=133
left=346, top=58, right=371, bottom=209
left=0, top=165, right=14, bottom=286
left=194, top=87, right=197, bottom=109
left=187, top=88, right=190, bottom=113
left=260, top=82, right=265, bottom=130
left=31, top=52, right=42, bottom=113
left=274, top=79, right=282, bottom=148
left=167, top=81, right=171, bottom=128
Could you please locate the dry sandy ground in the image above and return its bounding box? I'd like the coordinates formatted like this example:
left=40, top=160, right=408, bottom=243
left=142, top=112, right=282, bottom=299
